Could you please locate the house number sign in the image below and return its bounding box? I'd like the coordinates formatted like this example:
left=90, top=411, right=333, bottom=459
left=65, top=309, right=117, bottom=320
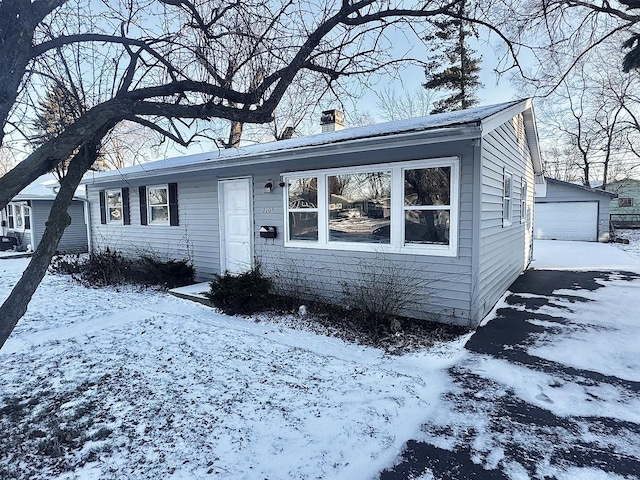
left=262, top=207, right=275, bottom=214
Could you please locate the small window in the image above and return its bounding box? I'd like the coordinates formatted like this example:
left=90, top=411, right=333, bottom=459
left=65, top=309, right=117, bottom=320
left=23, top=205, right=31, bottom=230
left=6, top=205, right=14, bottom=229
left=503, top=171, right=513, bottom=226
left=618, top=197, right=633, bottom=208
left=99, top=188, right=129, bottom=225
left=139, top=184, right=178, bottom=226
left=287, top=177, right=318, bottom=241
left=520, top=180, right=527, bottom=224
left=148, top=185, right=169, bottom=224
left=106, top=189, right=123, bottom=223
left=15, top=205, right=23, bottom=229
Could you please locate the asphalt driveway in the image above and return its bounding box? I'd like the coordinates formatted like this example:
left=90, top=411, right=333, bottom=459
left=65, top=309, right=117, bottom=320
left=381, top=267, right=640, bottom=479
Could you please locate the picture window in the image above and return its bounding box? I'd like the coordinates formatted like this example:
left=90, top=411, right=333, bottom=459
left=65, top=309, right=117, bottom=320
left=284, top=158, right=459, bottom=256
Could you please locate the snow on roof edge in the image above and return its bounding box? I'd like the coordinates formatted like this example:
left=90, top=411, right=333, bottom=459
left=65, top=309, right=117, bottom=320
left=12, top=173, right=87, bottom=201
left=85, top=99, right=526, bottom=184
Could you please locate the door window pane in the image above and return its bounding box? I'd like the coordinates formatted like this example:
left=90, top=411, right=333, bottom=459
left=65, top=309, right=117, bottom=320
left=328, top=172, right=391, bottom=243
left=7, top=206, right=14, bottom=229
left=15, top=205, right=23, bottom=228
left=23, top=207, right=31, bottom=230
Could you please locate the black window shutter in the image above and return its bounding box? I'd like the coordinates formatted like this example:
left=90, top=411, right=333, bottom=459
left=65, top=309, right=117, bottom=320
left=122, top=187, right=130, bottom=225
left=99, top=190, right=107, bottom=224
left=139, top=186, right=148, bottom=225
left=168, top=183, right=179, bottom=226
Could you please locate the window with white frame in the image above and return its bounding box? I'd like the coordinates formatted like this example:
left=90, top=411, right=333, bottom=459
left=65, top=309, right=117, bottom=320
left=15, top=204, right=23, bottom=229
left=22, top=204, right=30, bottom=229
left=503, top=171, right=513, bottom=226
left=284, top=158, right=459, bottom=256
left=147, top=185, right=169, bottom=224
left=106, top=189, right=123, bottom=223
left=404, top=167, right=452, bottom=245
left=6, top=205, right=14, bottom=229
left=328, top=171, right=391, bottom=243
left=520, top=179, right=527, bottom=224
left=288, top=177, right=318, bottom=241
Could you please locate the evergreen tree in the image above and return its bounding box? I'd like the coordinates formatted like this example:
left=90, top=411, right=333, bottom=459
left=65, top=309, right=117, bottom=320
left=32, top=85, right=107, bottom=177
left=423, top=1, right=482, bottom=114
left=33, top=85, right=83, bottom=143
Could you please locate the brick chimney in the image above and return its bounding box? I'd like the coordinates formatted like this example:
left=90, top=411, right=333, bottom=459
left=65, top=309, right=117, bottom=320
left=320, top=109, right=345, bottom=133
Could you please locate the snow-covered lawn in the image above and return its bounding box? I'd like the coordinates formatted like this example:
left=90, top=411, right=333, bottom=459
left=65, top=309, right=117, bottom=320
left=0, top=257, right=469, bottom=480
left=1, top=232, right=639, bottom=479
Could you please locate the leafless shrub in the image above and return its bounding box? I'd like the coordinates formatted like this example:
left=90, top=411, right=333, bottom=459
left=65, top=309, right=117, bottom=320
left=340, top=252, right=434, bottom=335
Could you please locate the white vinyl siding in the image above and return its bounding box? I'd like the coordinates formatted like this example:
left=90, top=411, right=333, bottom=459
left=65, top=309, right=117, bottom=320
left=474, top=117, right=534, bottom=325
left=28, top=200, right=88, bottom=253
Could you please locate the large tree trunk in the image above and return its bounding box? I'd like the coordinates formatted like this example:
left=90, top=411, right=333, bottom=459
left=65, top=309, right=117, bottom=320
left=227, top=120, right=243, bottom=148
left=0, top=131, right=104, bottom=351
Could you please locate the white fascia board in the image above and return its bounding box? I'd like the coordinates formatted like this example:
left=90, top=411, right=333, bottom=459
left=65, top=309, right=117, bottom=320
left=521, top=100, right=544, bottom=176
left=84, top=125, right=482, bottom=186
left=478, top=99, right=528, bottom=134
left=480, top=97, right=545, bottom=177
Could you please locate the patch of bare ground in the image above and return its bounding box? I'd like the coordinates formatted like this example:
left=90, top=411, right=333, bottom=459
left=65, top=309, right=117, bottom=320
left=253, top=301, right=470, bottom=355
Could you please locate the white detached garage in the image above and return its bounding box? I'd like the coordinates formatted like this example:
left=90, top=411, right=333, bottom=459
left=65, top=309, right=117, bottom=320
left=535, top=178, right=616, bottom=242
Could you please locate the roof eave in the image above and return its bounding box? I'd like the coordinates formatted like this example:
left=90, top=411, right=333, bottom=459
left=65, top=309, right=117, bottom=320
left=84, top=124, right=483, bottom=185
left=480, top=98, right=545, bottom=182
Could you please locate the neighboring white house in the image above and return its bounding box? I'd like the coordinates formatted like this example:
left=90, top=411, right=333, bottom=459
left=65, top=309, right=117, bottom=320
left=534, top=177, right=616, bottom=242
left=1, top=173, right=89, bottom=253
left=82, top=99, right=544, bottom=327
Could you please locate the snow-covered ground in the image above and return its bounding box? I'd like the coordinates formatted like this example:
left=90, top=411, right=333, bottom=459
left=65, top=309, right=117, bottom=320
left=405, top=233, right=640, bottom=479
left=532, top=229, right=640, bottom=271
left=0, top=257, right=470, bottom=480
left=1, top=233, right=639, bottom=479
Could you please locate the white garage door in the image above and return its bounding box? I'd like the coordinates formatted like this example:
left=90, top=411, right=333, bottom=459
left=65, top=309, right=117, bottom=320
left=534, top=202, right=598, bottom=241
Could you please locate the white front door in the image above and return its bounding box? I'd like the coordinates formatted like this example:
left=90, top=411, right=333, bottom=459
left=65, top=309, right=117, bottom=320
left=219, top=178, right=253, bottom=274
